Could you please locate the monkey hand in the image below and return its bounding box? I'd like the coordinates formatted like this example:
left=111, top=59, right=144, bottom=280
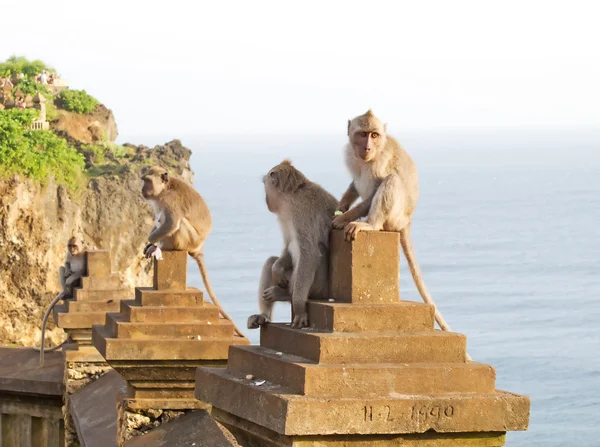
left=247, top=314, right=269, bottom=329
left=332, top=212, right=351, bottom=229
left=143, top=243, right=157, bottom=258
left=344, top=221, right=373, bottom=241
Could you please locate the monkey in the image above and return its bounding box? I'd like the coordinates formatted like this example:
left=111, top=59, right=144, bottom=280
left=332, top=110, right=456, bottom=336
left=59, top=235, right=86, bottom=299
left=37, top=233, right=85, bottom=365
left=141, top=166, right=245, bottom=338
left=247, top=160, right=339, bottom=330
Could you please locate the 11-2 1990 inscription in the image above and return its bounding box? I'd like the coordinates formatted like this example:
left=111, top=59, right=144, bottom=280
left=362, top=404, right=455, bottom=423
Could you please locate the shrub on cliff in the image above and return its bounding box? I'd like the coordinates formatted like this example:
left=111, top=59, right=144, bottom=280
left=59, top=89, right=99, bottom=114
left=0, top=56, right=53, bottom=77
left=0, top=109, right=86, bottom=189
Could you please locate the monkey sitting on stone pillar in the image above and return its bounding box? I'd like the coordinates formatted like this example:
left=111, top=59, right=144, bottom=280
left=59, top=235, right=86, bottom=299
left=247, top=160, right=339, bottom=330
left=332, top=110, right=455, bottom=334
left=141, top=166, right=245, bottom=338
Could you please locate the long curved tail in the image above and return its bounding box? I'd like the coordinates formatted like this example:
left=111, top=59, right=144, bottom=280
left=399, top=224, right=472, bottom=360
left=192, top=252, right=246, bottom=338
left=35, top=292, right=69, bottom=366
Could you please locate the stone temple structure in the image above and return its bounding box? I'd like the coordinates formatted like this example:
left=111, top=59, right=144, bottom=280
left=195, top=230, right=531, bottom=446
left=92, top=250, right=250, bottom=445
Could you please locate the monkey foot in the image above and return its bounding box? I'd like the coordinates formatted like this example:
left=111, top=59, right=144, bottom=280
left=291, top=314, right=309, bottom=329
left=262, top=286, right=291, bottom=303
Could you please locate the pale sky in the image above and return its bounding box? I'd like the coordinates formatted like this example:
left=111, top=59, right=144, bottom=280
left=1, top=0, right=598, bottom=142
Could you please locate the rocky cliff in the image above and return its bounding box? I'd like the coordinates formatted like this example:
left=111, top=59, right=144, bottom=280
left=0, top=108, right=194, bottom=347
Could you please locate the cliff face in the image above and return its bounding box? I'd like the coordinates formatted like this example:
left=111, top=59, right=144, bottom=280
left=0, top=112, right=193, bottom=346
left=51, top=104, right=119, bottom=144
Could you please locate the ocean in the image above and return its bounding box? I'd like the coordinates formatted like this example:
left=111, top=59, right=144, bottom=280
left=179, top=128, right=600, bottom=447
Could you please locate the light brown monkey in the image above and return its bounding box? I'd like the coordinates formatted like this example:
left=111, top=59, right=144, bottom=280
left=332, top=110, right=455, bottom=334
left=60, top=235, right=86, bottom=298
left=141, top=166, right=245, bottom=337
left=247, top=160, right=338, bottom=329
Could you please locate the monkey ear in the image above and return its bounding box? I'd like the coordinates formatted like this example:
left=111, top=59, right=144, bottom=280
left=347, top=120, right=351, bottom=136
left=160, top=172, right=169, bottom=184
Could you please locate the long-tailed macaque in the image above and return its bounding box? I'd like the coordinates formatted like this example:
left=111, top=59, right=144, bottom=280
left=247, top=160, right=338, bottom=330
left=141, top=166, right=245, bottom=337
left=37, top=234, right=84, bottom=363
left=332, top=110, right=454, bottom=333
left=60, top=235, right=86, bottom=298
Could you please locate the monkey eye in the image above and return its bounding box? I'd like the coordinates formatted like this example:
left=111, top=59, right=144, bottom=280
left=360, top=131, right=368, bottom=138
left=371, top=132, right=379, bottom=138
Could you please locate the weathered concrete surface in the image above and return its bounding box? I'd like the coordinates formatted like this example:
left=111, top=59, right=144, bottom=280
left=213, top=409, right=507, bottom=447
left=307, top=301, right=434, bottom=333
left=260, top=324, right=467, bottom=364
left=125, top=410, right=240, bottom=447
left=195, top=230, right=530, bottom=444
left=196, top=367, right=529, bottom=436
left=69, top=370, right=127, bottom=447
left=153, top=251, right=187, bottom=290
left=0, top=346, right=64, bottom=446
left=227, top=346, right=495, bottom=397
left=0, top=346, right=64, bottom=396
left=329, top=230, right=400, bottom=304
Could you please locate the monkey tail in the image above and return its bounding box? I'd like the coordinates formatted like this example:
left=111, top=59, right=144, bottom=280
left=399, top=224, right=471, bottom=360
left=34, top=292, right=69, bottom=366
left=192, top=252, right=246, bottom=338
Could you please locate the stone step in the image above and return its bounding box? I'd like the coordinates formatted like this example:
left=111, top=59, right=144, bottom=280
left=85, top=251, right=112, bottom=277
left=227, top=345, right=495, bottom=397
left=134, top=287, right=204, bottom=306
left=120, top=300, right=221, bottom=323
left=75, top=287, right=130, bottom=301
left=105, top=313, right=234, bottom=339
left=92, top=325, right=248, bottom=361
left=195, top=367, right=530, bottom=436
left=80, top=274, right=122, bottom=290
left=308, top=301, right=434, bottom=332
left=65, top=298, right=122, bottom=313
left=55, top=309, right=108, bottom=329
left=260, top=324, right=467, bottom=364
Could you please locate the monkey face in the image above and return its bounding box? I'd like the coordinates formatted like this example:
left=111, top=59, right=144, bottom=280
left=348, top=110, right=388, bottom=162
left=68, top=238, right=82, bottom=255
left=141, top=167, right=169, bottom=199
left=350, top=128, right=386, bottom=162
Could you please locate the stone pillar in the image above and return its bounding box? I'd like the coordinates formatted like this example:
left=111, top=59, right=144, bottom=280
left=195, top=230, right=530, bottom=446
left=92, top=251, right=249, bottom=446
left=53, top=250, right=129, bottom=447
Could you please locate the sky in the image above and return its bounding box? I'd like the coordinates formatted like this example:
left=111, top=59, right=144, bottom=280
left=1, top=0, right=599, bottom=143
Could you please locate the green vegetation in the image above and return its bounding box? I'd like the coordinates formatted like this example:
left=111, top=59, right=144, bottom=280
left=0, top=109, right=86, bottom=189
left=81, top=142, right=135, bottom=177
left=14, top=78, right=53, bottom=98
left=0, top=56, right=53, bottom=77
left=59, top=89, right=99, bottom=114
